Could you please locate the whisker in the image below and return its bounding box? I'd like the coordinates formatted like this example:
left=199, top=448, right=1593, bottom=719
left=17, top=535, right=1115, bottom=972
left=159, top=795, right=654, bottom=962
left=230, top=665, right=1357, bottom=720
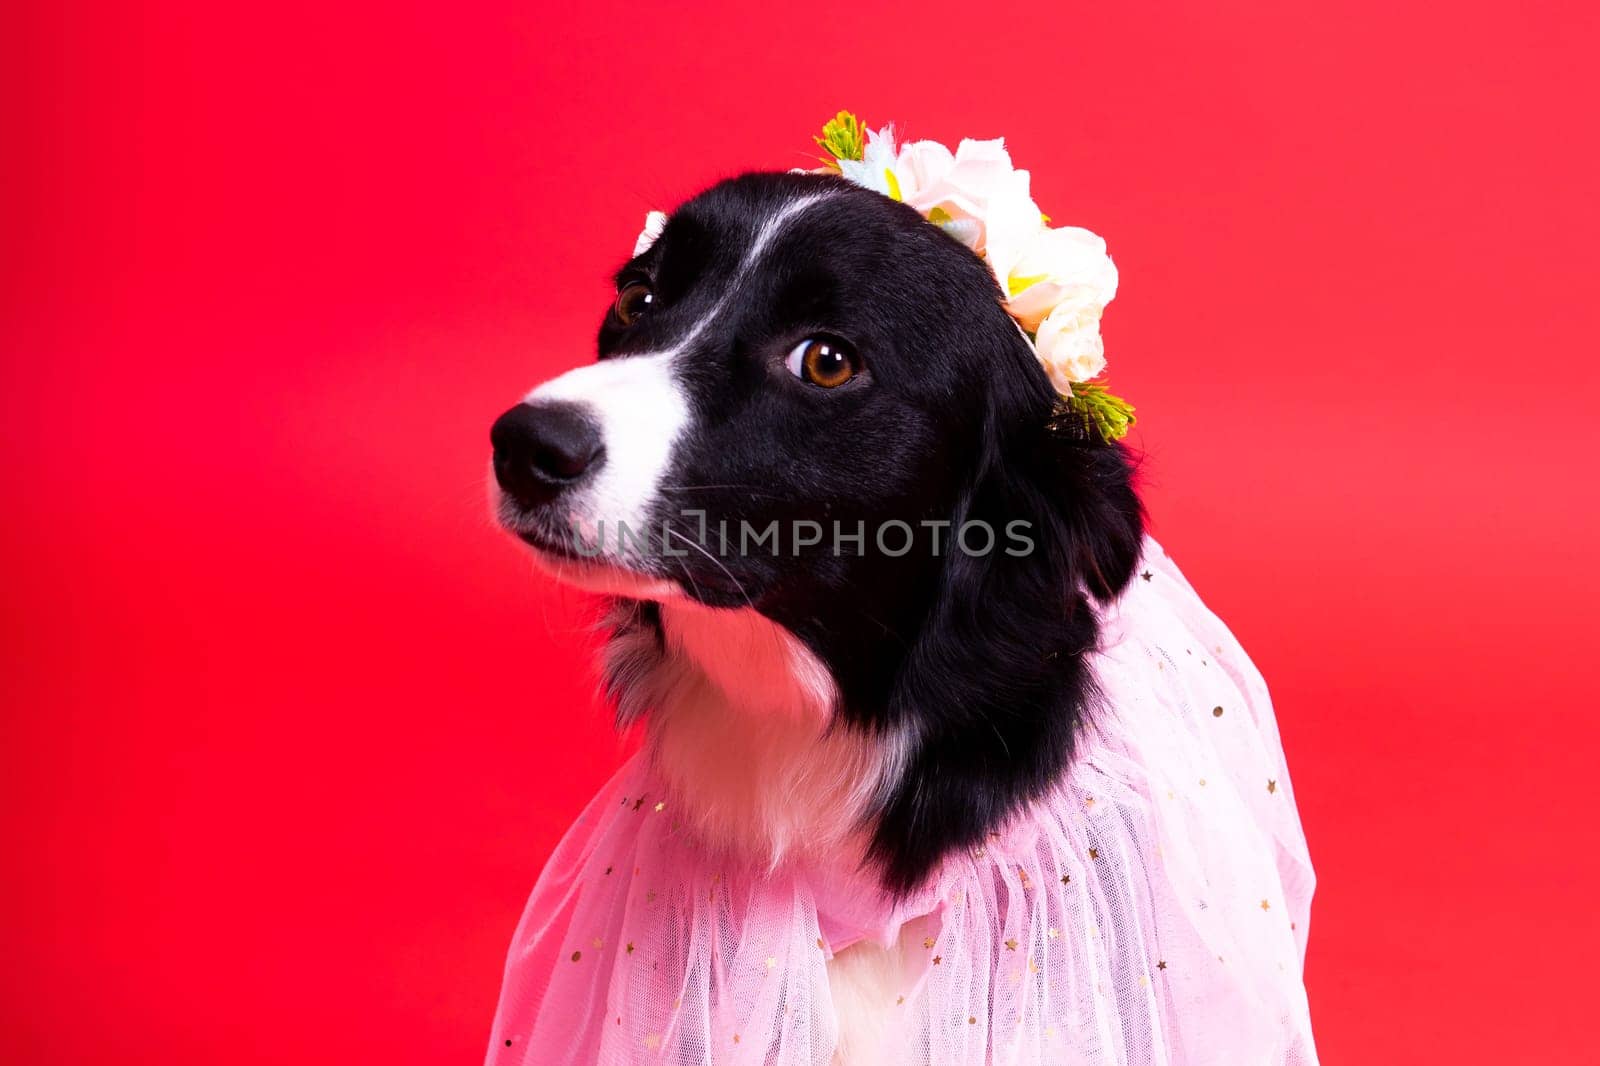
left=665, top=526, right=754, bottom=609
left=670, top=548, right=703, bottom=604
left=658, top=483, right=787, bottom=498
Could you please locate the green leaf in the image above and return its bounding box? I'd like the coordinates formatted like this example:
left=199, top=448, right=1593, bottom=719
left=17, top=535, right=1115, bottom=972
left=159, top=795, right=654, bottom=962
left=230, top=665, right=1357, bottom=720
left=815, top=110, right=866, bottom=167
left=1058, top=382, right=1137, bottom=444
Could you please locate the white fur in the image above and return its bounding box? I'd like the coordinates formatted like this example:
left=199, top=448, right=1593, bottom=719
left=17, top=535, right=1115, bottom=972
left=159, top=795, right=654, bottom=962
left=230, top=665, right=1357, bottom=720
left=827, top=918, right=935, bottom=1065
left=633, top=602, right=913, bottom=1060
left=661, top=599, right=836, bottom=722
left=595, top=600, right=914, bottom=1057
left=522, top=549, right=684, bottom=601
left=642, top=601, right=908, bottom=866
left=524, top=352, right=688, bottom=556
left=594, top=592, right=913, bottom=1051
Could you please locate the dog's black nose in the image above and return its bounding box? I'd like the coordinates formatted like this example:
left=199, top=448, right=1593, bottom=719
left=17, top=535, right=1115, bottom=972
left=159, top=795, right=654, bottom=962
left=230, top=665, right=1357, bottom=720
left=490, top=402, right=605, bottom=509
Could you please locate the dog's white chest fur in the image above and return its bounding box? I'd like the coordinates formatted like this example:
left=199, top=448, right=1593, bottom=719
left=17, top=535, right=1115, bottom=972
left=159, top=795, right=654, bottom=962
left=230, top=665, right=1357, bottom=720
left=639, top=602, right=902, bottom=871
left=625, top=602, right=909, bottom=1059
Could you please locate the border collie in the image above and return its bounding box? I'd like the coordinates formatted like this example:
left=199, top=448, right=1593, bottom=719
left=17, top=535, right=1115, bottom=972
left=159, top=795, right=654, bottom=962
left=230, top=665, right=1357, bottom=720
left=484, top=172, right=1317, bottom=1064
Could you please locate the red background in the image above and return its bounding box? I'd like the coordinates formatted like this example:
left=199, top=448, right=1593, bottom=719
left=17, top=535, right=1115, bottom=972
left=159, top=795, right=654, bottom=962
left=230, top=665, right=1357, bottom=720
left=4, top=2, right=1597, bottom=1062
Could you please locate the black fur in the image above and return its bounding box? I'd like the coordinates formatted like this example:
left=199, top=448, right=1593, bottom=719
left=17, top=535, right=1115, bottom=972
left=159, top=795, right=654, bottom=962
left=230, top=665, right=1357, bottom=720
left=869, top=406, right=1142, bottom=892
left=539, top=173, right=1141, bottom=892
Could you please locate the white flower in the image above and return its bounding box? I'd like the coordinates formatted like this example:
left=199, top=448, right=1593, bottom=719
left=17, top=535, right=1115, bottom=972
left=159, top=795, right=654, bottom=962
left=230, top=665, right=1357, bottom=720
left=899, top=137, right=1042, bottom=258
left=830, top=123, right=1119, bottom=394
left=1034, top=291, right=1109, bottom=390
left=837, top=126, right=905, bottom=200
left=892, top=138, right=955, bottom=203
left=835, top=131, right=1046, bottom=257
left=1000, top=225, right=1119, bottom=332
left=632, top=210, right=668, bottom=257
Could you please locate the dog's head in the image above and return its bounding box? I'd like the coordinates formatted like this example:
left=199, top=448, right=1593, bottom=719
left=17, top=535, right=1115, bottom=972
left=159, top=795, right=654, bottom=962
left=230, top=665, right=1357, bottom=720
left=491, top=172, right=1142, bottom=890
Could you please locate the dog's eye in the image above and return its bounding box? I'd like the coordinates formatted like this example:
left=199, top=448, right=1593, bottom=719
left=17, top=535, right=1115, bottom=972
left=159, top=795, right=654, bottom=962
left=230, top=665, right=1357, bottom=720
left=613, top=282, right=655, bottom=326
left=786, top=338, right=858, bottom=388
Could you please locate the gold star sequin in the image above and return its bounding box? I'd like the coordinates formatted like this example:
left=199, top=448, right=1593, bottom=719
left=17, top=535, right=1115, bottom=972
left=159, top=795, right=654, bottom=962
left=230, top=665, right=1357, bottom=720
left=733, top=1034, right=741, bottom=1045
left=1198, top=778, right=1207, bottom=787
left=1260, top=899, right=1271, bottom=911
left=653, top=801, right=665, bottom=812
left=1157, top=960, right=1167, bottom=970
left=896, top=995, right=905, bottom=1005
left=924, top=936, right=936, bottom=949
left=1212, top=706, right=1224, bottom=717
left=570, top=951, right=582, bottom=963
left=933, top=955, right=943, bottom=965
left=1028, top=956, right=1039, bottom=974
left=626, top=941, right=635, bottom=955
left=765, top=957, right=777, bottom=969
left=643, top=1033, right=661, bottom=1050
left=632, top=797, right=644, bottom=811
left=604, top=865, right=613, bottom=876
left=1061, top=873, right=1072, bottom=885
left=1085, top=796, right=1096, bottom=809
left=1141, top=570, right=1153, bottom=582
left=1267, top=779, right=1278, bottom=794
left=817, top=937, right=825, bottom=950
left=968, top=1016, right=977, bottom=1025
left=646, top=890, right=656, bottom=903
left=1088, top=847, right=1099, bottom=860
left=1005, top=938, right=1019, bottom=951
left=591, top=937, right=603, bottom=949
left=1048, top=927, right=1059, bottom=939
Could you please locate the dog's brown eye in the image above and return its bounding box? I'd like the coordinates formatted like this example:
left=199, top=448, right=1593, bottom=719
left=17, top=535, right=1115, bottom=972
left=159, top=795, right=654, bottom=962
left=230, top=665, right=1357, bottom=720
left=613, top=282, right=654, bottom=326
left=786, top=338, right=857, bottom=388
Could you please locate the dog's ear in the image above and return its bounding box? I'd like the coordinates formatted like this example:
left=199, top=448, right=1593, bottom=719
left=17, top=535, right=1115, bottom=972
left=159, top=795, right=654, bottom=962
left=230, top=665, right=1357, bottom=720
left=869, top=401, right=1143, bottom=894
left=1043, top=401, right=1146, bottom=602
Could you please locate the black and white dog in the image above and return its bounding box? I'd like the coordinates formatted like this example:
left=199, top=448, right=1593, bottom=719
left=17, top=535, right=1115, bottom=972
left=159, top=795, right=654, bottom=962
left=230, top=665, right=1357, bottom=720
left=487, top=172, right=1264, bottom=1060
left=493, top=170, right=1140, bottom=881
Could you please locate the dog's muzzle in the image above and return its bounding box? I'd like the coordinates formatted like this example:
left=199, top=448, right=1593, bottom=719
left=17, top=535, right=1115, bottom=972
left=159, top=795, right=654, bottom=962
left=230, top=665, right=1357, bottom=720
left=490, top=401, right=605, bottom=510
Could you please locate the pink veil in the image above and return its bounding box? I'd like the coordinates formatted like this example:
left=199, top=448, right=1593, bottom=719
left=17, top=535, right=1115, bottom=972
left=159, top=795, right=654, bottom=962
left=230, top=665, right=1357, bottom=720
left=486, top=540, right=1318, bottom=1064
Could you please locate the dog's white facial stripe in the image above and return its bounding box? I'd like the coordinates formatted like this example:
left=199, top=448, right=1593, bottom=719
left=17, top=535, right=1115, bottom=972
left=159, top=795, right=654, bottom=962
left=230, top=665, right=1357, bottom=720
left=647, top=192, right=835, bottom=367
left=516, top=192, right=836, bottom=568
left=525, top=352, right=687, bottom=550
left=735, top=193, right=834, bottom=282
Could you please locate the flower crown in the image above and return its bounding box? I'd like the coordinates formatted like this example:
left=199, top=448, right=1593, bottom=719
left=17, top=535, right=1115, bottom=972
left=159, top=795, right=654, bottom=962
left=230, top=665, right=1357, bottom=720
left=631, top=112, right=1135, bottom=444
left=816, top=111, right=1134, bottom=443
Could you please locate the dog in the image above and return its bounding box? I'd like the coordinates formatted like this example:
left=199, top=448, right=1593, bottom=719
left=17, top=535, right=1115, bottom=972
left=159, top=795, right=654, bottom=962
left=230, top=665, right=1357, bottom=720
left=485, top=172, right=1317, bottom=1064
